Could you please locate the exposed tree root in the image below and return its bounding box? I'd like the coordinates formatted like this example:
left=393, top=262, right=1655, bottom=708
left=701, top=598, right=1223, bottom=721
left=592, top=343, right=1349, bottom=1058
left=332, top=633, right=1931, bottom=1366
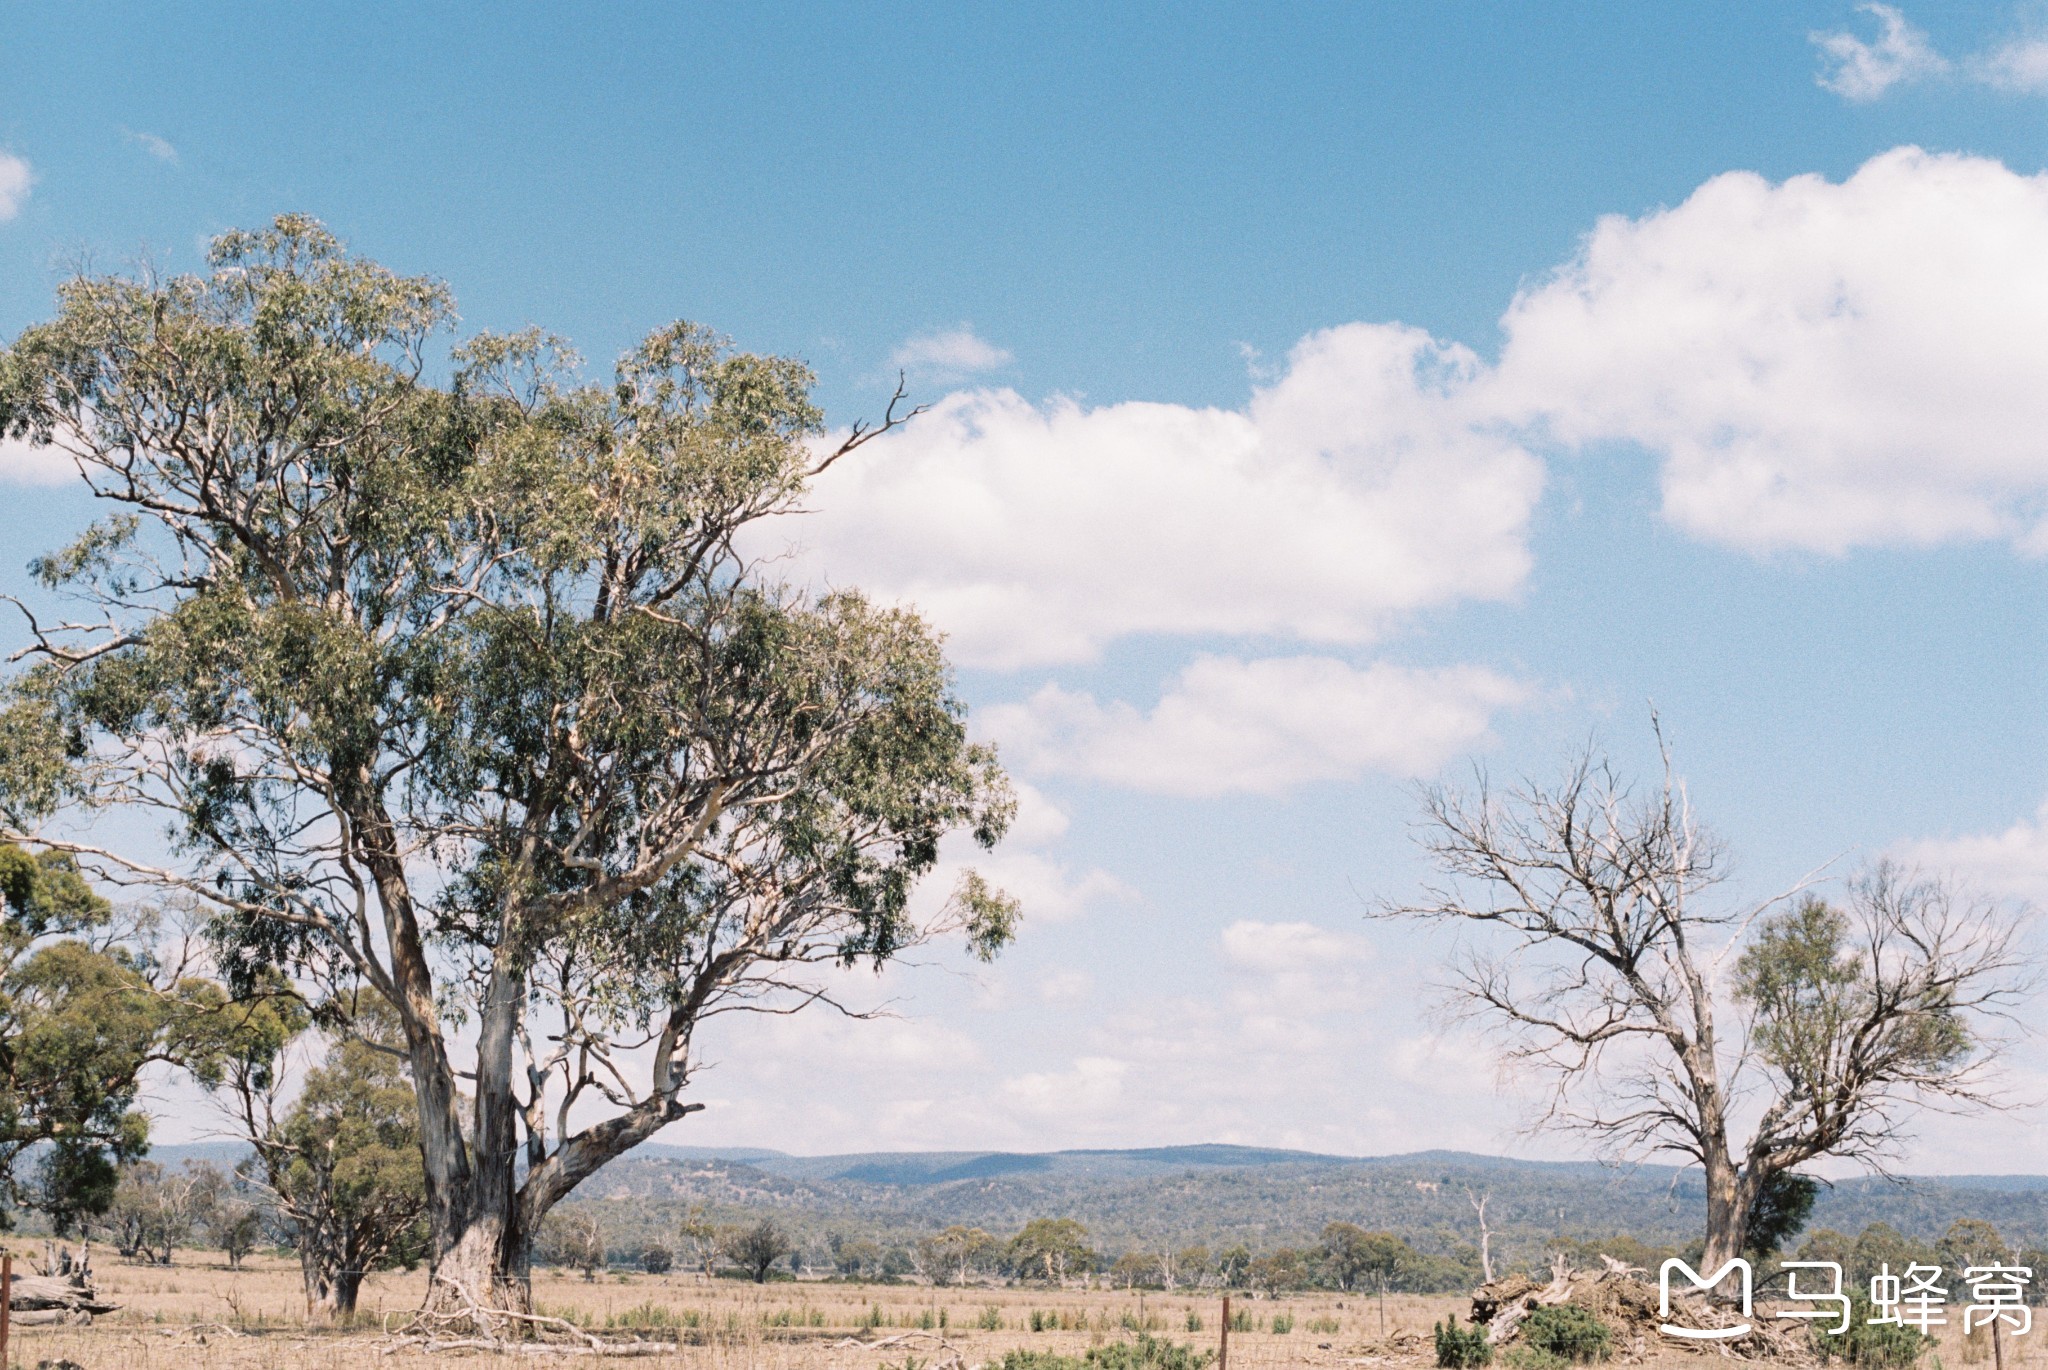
left=377, top=1276, right=668, bottom=1357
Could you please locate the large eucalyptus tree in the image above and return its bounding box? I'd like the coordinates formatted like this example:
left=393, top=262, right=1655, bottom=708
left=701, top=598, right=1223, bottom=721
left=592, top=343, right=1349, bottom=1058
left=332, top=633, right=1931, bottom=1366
left=0, top=218, right=1017, bottom=1310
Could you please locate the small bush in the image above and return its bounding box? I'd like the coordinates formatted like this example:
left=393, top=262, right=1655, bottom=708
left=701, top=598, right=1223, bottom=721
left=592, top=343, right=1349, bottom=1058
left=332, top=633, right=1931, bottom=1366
left=1436, top=1317, right=1493, bottom=1369
left=1271, top=1314, right=1295, bottom=1335
left=1308, top=1316, right=1341, bottom=1335
left=1504, top=1347, right=1567, bottom=1370
left=1522, top=1305, right=1613, bottom=1364
left=979, top=1305, right=1006, bottom=1331
left=1085, top=1332, right=1219, bottom=1370
left=1228, top=1309, right=1253, bottom=1333
left=608, top=1302, right=680, bottom=1330
left=1185, top=1311, right=1204, bottom=1333
left=1000, top=1353, right=1082, bottom=1370
left=1815, top=1297, right=1931, bottom=1370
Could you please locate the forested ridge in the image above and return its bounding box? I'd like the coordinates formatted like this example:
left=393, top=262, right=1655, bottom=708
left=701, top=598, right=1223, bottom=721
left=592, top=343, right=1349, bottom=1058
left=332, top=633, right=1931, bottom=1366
left=458, top=1144, right=2048, bottom=1271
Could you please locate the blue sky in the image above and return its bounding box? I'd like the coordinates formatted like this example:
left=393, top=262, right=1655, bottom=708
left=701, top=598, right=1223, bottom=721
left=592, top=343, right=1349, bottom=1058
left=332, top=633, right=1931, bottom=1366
left=4, top=3, right=2048, bottom=1171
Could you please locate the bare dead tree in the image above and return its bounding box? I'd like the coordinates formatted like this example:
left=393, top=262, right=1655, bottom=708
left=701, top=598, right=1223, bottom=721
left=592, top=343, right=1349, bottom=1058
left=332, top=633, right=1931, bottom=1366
left=1466, top=1188, right=1494, bottom=1283
left=1377, top=737, right=2036, bottom=1272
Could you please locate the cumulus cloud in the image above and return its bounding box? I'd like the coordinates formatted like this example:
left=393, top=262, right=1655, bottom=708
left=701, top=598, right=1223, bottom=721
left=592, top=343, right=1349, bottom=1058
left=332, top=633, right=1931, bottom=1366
left=1493, top=147, right=2048, bottom=555
left=791, top=324, right=1543, bottom=669
left=0, top=437, right=72, bottom=486
left=957, top=783, right=1134, bottom=923
left=982, top=655, right=1526, bottom=796
left=887, top=326, right=1013, bottom=382
left=1220, top=919, right=1372, bottom=976
left=0, top=152, right=31, bottom=221
left=1896, top=801, right=2048, bottom=903
left=1811, top=4, right=1947, bottom=100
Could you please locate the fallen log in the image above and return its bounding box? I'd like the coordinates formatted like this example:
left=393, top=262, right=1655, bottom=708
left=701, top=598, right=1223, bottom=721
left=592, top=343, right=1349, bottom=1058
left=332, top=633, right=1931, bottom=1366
left=7, top=1272, right=119, bottom=1317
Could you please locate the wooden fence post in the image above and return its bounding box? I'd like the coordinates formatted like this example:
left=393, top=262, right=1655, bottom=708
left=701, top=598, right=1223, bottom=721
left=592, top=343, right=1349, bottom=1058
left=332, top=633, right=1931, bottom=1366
left=1219, top=1294, right=1229, bottom=1370
left=2, top=1249, right=13, bottom=1369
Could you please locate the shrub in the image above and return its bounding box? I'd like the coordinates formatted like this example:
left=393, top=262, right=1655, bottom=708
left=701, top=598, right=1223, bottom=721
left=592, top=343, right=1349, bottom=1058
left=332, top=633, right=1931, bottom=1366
left=1228, top=1308, right=1253, bottom=1333
left=1185, top=1311, right=1204, bottom=1333
left=1815, top=1297, right=1931, bottom=1370
left=638, top=1244, right=673, bottom=1275
left=1436, top=1317, right=1493, bottom=1369
left=1271, top=1314, right=1295, bottom=1335
left=993, top=1337, right=1219, bottom=1370
left=1309, top=1316, right=1341, bottom=1335
left=608, top=1302, right=688, bottom=1330
left=1521, top=1305, right=1612, bottom=1364
left=1085, top=1332, right=1218, bottom=1370
left=1000, top=1353, right=1082, bottom=1370
left=979, top=1306, right=1005, bottom=1331
left=1504, top=1347, right=1567, bottom=1370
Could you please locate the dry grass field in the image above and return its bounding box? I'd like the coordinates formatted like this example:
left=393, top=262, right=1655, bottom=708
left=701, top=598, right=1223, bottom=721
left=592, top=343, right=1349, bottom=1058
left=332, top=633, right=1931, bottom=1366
left=3, top=1250, right=2043, bottom=1370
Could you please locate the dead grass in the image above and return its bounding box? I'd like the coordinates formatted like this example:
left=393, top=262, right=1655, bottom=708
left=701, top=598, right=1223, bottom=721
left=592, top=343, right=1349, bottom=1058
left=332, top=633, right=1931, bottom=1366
left=2, top=1251, right=2042, bottom=1370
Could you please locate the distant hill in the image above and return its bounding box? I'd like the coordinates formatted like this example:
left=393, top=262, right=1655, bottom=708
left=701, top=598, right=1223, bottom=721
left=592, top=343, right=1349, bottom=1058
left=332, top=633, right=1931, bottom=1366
left=127, top=1137, right=2048, bottom=1269
left=553, top=1144, right=2048, bottom=1269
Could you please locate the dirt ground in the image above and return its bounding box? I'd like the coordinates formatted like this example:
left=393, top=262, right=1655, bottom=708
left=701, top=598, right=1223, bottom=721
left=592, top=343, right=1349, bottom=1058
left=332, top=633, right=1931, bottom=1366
left=4, top=1251, right=2044, bottom=1370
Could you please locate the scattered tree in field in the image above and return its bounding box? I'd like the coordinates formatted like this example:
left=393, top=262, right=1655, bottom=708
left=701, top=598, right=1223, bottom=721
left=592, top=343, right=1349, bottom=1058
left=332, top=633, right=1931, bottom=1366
left=103, top=1160, right=214, bottom=1264
left=681, top=1207, right=724, bottom=1280
left=218, top=1000, right=429, bottom=1317
left=726, top=1219, right=794, bottom=1283
left=1109, top=1251, right=1159, bottom=1289
left=920, top=1225, right=998, bottom=1285
left=1320, top=1222, right=1404, bottom=1293
left=1378, top=737, right=2036, bottom=1272
left=212, top=1193, right=267, bottom=1270
left=830, top=1232, right=884, bottom=1279
left=1322, top=1223, right=1406, bottom=1336
left=639, top=1243, right=673, bottom=1275
left=1006, top=1218, right=1096, bottom=1284
left=0, top=216, right=1017, bottom=1315
left=542, top=1211, right=607, bottom=1280
left=0, top=844, right=187, bottom=1231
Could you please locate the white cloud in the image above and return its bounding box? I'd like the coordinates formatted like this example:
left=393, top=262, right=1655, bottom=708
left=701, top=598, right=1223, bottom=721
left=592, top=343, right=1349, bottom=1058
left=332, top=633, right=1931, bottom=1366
left=887, top=326, right=1013, bottom=382
left=1494, top=146, right=2048, bottom=555
left=1896, top=801, right=2048, bottom=903
left=1002, top=1055, right=1127, bottom=1118
left=0, top=437, right=72, bottom=486
left=1974, top=36, right=2048, bottom=92
left=1811, top=4, right=1947, bottom=100
left=947, top=782, right=1135, bottom=924
left=1036, top=970, right=1095, bottom=1004
left=1220, top=919, right=1372, bottom=976
left=124, top=129, right=180, bottom=164
left=1221, top=919, right=1376, bottom=1016
left=0, top=152, right=31, bottom=221
left=982, top=654, right=1526, bottom=796
left=791, top=324, right=1542, bottom=669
